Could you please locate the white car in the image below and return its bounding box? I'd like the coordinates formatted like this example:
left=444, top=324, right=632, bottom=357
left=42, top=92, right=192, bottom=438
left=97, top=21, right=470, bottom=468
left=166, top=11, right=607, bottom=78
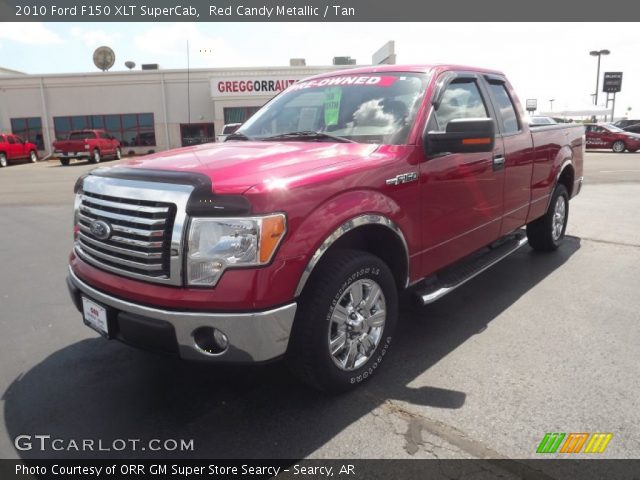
left=216, top=123, right=242, bottom=142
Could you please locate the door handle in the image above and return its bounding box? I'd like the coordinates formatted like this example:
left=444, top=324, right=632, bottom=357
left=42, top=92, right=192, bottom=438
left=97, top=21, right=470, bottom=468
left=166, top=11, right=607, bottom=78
left=493, top=154, right=505, bottom=171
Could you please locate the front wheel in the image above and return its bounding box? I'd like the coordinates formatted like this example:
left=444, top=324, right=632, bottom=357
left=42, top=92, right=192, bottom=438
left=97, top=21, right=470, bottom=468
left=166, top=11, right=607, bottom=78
left=29, top=150, right=38, bottom=163
left=527, top=184, right=569, bottom=251
left=287, top=249, right=398, bottom=391
left=0, top=153, right=7, bottom=168
left=612, top=140, right=626, bottom=153
left=115, top=147, right=122, bottom=160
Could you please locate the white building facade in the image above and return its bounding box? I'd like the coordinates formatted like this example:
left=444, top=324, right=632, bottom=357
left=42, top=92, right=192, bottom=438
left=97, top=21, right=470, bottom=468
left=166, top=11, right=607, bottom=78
left=0, top=65, right=349, bottom=155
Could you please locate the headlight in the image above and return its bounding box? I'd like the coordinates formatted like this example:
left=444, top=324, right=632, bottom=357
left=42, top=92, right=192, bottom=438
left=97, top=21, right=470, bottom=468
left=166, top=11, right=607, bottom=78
left=186, top=214, right=286, bottom=286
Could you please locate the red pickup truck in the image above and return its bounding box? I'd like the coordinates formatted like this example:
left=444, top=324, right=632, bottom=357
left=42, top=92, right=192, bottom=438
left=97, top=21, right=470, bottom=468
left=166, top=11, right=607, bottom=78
left=53, top=129, right=121, bottom=166
left=67, top=65, right=584, bottom=390
left=0, top=133, right=38, bottom=167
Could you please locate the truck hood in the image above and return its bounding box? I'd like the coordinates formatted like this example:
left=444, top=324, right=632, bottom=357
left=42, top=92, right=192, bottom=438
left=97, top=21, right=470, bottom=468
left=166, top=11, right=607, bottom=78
left=111, top=141, right=381, bottom=194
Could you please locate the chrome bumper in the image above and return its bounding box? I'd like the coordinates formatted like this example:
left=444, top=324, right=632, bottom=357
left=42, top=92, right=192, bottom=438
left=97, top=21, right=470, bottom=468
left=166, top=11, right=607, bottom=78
left=67, top=267, right=297, bottom=363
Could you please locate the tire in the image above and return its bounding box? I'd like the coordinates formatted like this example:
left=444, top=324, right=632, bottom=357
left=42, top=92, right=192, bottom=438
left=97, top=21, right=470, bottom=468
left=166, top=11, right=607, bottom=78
left=115, top=147, right=122, bottom=160
left=89, top=149, right=101, bottom=164
left=526, top=184, right=569, bottom=251
left=612, top=140, right=626, bottom=153
left=29, top=150, right=38, bottom=163
left=287, top=249, right=398, bottom=391
left=629, top=149, right=638, bottom=153
left=59, top=157, right=70, bottom=166
left=0, top=153, right=7, bottom=168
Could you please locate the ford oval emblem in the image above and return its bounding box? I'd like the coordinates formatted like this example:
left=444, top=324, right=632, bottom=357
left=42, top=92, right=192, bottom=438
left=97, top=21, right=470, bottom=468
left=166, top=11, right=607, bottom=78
left=89, top=219, right=112, bottom=241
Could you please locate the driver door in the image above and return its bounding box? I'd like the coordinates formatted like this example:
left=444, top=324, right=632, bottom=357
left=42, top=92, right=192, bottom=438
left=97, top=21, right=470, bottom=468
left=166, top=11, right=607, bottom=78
left=418, top=74, right=505, bottom=277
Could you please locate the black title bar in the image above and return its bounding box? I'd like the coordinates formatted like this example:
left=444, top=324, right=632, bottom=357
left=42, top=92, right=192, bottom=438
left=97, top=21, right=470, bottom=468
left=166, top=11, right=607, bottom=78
left=2, top=0, right=640, bottom=21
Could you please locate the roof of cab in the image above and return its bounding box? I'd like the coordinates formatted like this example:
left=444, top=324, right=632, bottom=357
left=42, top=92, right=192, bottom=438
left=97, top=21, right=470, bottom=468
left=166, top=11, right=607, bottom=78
left=302, top=63, right=505, bottom=81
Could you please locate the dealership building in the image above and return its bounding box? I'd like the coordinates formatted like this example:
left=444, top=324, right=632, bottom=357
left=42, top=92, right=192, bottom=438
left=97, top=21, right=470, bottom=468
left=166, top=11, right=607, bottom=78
left=0, top=63, right=360, bottom=155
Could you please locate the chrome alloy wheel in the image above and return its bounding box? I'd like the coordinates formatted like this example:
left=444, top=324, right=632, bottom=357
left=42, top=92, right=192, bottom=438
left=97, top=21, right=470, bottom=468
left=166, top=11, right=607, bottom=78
left=328, top=279, right=386, bottom=371
left=552, top=195, right=567, bottom=241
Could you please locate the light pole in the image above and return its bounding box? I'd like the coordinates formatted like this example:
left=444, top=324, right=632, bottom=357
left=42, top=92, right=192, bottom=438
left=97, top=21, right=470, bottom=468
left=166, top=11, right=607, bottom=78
left=549, top=99, right=555, bottom=111
left=590, top=49, right=610, bottom=106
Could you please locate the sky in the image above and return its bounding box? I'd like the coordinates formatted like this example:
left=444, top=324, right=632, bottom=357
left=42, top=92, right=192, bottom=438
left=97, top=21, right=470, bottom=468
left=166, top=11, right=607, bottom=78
left=1, top=22, right=638, bottom=118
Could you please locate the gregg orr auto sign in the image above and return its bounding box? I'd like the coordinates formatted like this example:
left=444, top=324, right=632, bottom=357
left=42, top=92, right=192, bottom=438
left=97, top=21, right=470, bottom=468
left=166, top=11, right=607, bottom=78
left=211, top=77, right=301, bottom=97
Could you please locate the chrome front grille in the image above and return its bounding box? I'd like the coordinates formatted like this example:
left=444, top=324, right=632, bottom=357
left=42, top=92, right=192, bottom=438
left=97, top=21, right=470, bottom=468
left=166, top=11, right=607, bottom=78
left=77, top=191, right=174, bottom=277
left=75, top=175, right=194, bottom=286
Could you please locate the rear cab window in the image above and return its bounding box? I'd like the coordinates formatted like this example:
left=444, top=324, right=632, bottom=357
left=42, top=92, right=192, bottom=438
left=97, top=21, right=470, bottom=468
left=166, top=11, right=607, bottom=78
left=69, top=131, right=97, bottom=140
left=486, top=80, right=520, bottom=135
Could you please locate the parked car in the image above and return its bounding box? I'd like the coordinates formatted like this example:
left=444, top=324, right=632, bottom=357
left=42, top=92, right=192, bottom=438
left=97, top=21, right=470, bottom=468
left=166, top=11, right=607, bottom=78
left=585, top=123, right=640, bottom=153
left=53, top=129, right=121, bottom=166
left=67, top=64, right=584, bottom=391
left=216, top=123, right=242, bottom=142
left=623, top=123, right=640, bottom=134
left=528, top=115, right=557, bottom=126
left=613, top=119, right=640, bottom=129
left=0, top=133, right=38, bottom=168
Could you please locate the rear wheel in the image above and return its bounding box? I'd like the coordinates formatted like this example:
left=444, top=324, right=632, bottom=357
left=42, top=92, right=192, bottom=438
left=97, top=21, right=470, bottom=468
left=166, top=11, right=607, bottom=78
left=287, top=249, right=398, bottom=391
left=29, top=150, right=38, bottom=163
left=90, top=149, right=101, bottom=164
left=59, top=157, right=70, bottom=166
left=0, top=153, right=7, bottom=168
left=612, top=140, right=626, bottom=153
left=527, top=184, right=569, bottom=251
left=115, top=147, right=122, bottom=160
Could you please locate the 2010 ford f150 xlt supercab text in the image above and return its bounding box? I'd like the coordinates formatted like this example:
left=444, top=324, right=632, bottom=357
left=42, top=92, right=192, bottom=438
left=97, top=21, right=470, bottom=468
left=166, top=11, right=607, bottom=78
left=67, top=64, right=584, bottom=390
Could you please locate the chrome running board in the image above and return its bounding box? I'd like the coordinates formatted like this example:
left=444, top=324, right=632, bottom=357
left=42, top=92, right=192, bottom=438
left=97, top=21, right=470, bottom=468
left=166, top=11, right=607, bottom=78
left=416, top=231, right=529, bottom=305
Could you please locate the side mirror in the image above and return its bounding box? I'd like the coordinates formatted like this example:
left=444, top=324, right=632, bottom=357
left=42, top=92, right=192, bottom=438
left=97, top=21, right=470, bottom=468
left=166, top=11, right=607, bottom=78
left=424, top=118, right=495, bottom=156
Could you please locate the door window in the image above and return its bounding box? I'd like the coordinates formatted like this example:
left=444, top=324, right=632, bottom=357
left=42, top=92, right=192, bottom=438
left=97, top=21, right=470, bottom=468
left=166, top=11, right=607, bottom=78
left=487, top=82, right=520, bottom=134
left=433, top=80, right=489, bottom=131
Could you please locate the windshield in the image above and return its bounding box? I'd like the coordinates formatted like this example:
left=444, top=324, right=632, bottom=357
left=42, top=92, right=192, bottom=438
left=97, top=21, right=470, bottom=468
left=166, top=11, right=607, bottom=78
left=237, top=72, right=429, bottom=144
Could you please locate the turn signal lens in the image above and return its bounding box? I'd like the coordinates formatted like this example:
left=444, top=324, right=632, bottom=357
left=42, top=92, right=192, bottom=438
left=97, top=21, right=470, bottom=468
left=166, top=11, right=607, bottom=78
left=260, top=214, right=286, bottom=263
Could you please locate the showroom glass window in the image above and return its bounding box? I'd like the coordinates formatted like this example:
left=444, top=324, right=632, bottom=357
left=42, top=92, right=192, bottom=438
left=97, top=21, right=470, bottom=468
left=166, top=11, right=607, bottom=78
left=53, top=113, right=156, bottom=146
left=224, top=106, right=261, bottom=125
left=11, top=117, right=43, bottom=150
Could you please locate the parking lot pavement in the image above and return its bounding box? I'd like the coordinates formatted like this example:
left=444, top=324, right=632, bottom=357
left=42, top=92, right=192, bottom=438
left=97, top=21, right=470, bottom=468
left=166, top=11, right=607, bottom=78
left=0, top=153, right=639, bottom=466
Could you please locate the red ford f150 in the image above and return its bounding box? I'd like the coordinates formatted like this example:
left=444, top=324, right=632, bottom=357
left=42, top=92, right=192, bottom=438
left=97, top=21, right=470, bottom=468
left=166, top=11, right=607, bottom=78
left=54, top=129, right=122, bottom=166
left=67, top=65, right=584, bottom=390
left=0, top=133, right=38, bottom=167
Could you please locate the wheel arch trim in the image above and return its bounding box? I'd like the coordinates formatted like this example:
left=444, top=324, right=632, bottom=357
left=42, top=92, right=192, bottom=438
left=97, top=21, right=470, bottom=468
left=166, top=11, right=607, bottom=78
left=294, top=214, right=410, bottom=298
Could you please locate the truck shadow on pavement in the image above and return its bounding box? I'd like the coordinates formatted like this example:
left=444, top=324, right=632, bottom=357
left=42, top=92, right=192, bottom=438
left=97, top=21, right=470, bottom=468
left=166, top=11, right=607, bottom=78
left=3, top=237, right=580, bottom=460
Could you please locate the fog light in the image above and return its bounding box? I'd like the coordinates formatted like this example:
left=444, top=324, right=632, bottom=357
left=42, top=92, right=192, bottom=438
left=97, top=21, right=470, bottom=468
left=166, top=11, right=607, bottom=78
left=192, top=327, right=229, bottom=355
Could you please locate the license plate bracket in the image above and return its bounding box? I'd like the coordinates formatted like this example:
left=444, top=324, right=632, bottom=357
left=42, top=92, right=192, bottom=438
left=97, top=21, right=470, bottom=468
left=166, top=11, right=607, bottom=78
left=82, top=297, right=110, bottom=337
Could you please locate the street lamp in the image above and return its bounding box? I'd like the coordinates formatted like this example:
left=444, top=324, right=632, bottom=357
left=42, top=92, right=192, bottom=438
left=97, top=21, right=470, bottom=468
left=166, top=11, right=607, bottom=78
left=549, top=99, right=555, bottom=111
left=590, top=49, right=610, bottom=106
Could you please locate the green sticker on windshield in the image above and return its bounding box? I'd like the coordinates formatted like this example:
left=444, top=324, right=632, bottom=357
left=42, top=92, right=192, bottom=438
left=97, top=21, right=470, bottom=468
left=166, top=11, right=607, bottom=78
left=324, top=88, right=342, bottom=126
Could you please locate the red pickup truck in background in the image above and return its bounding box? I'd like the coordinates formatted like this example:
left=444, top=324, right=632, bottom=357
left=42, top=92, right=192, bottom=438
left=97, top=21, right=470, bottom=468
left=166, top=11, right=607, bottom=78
left=53, top=129, right=121, bottom=166
left=67, top=64, right=584, bottom=391
left=585, top=123, right=640, bottom=153
left=0, top=133, right=38, bottom=168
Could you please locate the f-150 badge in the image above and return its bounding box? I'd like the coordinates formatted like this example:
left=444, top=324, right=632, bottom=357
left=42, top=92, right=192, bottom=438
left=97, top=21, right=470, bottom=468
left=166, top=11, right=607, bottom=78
left=385, top=172, right=418, bottom=186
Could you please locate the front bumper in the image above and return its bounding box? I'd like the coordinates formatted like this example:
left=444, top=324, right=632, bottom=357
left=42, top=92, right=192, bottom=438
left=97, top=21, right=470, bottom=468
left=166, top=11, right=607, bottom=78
left=67, top=267, right=297, bottom=363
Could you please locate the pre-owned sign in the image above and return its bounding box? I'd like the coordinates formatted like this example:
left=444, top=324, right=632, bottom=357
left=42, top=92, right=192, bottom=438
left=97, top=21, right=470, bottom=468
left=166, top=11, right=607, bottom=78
left=602, top=72, right=623, bottom=93
left=211, top=77, right=300, bottom=97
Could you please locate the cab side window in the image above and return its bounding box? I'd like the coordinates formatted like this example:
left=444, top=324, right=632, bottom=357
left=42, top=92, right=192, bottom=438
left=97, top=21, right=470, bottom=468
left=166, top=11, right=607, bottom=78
left=7, top=136, right=15, bottom=144
left=487, top=82, right=520, bottom=134
left=434, top=80, right=488, bottom=131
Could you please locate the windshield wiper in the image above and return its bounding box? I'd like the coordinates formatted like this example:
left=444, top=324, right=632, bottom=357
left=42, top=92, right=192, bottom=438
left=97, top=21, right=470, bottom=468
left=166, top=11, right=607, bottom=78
left=225, top=132, right=254, bottom=141
left=262, top=131, right=355, bottom=143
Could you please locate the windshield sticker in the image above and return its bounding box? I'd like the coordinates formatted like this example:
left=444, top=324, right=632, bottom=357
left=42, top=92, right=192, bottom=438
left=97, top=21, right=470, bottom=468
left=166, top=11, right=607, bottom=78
left=288, top=75, right=398, bottom=92
left=324, top=88, right=342, bottom=126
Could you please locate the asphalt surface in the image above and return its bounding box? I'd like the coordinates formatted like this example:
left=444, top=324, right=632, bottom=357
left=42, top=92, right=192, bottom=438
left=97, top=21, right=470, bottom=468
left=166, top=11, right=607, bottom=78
left=0, top=152, right=639, bottom=469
